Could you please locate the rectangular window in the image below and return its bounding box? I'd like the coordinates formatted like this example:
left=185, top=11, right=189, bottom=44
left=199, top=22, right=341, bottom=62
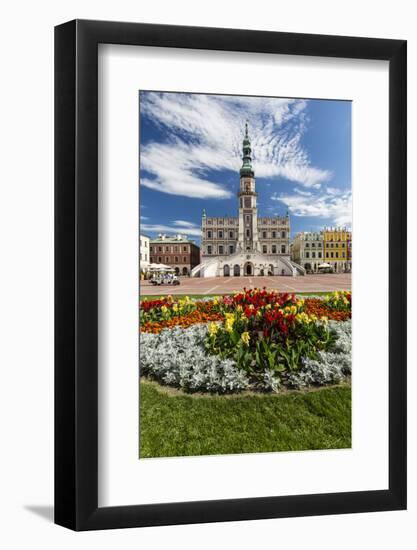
left=281, top=231, right=286, bottom=238
left=246, top=229, right=250, bottom=238
left=229, top=231, right=233, bottom=238
left=281, top=245, right=286, bottom=253
left=218, top=231, right=223, bottom=238
left=165, top=257, right=169, bottom=263
left=207, top=231, right=212, bottom=238
left=331, top=252, right=334, bottom=258
left=158, top=256, right=162, bottom=262
left=229, top=245, right=234, bottom=254
left=305, top=251, right=309, bottom=258
left=183, top=256, right=187, bottom=262
left=312, top=252, right=316, bottom=258
left=262, top=231, right=267, bottom=239
left=219, top=245, right=224, bottom=254
left=272, top=245, right=277, bottom=253
left=183, top=246, right=187, bottom=252
left=207, top=246, right=212, bottom=255
left=262, top=245, right=267, bottom=253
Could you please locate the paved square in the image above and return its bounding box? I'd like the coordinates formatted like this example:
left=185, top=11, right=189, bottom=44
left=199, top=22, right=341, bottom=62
left=140, top=273, right=351, bottom=296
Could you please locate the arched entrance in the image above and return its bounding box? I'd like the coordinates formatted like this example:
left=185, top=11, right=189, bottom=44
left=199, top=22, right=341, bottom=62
left=223, top=264, right=230, bottom=277
left=244, top=262, right=254, bottom=276
left=174, top=267, right=180, bottom=275
left=182, top=267, right=188, bottom=275
left=233, top=264, right=240, bottom=277
left=268, top=264, right=274, bottom=276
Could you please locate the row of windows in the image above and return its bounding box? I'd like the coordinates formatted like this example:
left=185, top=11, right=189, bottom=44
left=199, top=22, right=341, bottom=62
left=261, top=231, right=287, bottom=239
left=325, top=237, right=350, bottom=242
left=325, top=242, right=346, bottom=248
left=206, top=230, right=235, bottom=239
left=205, top=245, right=287, bottom=255
left=325, top=251, right=346, bottom=258
left=262, top=245, right=287, bottom=254
left=205, top=219, right=237, bottom=225
left=205, top=230, right=288, bottom=239
left=304, top=242, right=322, bottom=248
left=150, top=245, right=189, bottom=253
left=206, top=245, right=234, bottom=255
left=151, top=256, right=189, bottom=264
left=303, top=251, right=322, bottom=259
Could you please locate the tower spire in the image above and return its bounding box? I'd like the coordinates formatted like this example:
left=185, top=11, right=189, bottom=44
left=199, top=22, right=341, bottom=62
left=240, top=121, right=254, bottom=177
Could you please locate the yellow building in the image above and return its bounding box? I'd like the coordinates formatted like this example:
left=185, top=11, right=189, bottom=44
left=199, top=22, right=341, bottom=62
left=323, top=228, right=352, bottom=273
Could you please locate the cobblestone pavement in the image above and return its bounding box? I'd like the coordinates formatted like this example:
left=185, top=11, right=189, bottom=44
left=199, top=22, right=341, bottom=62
left=140, top=273, right=352, bottom=296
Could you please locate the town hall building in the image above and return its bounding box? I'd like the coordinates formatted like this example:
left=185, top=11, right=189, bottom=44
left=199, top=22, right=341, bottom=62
left=191, top=124, right=305, bottom=277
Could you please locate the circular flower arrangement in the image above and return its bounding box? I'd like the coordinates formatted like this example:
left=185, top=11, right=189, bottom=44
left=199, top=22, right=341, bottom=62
left=140, top=289, right=352, bottom=393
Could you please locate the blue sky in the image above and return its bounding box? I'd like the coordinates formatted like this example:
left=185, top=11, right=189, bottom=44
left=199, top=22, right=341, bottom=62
left=139, top=91, right=351, bottom=243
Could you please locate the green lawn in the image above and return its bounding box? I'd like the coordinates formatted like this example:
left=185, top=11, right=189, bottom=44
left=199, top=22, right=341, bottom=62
left=139, top=380, right=351, bottom=458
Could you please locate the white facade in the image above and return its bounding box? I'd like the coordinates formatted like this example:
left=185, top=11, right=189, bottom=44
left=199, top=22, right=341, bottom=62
left=139, top=234, right=150, bottom=273
left=291, top=231, right=324, bottom=273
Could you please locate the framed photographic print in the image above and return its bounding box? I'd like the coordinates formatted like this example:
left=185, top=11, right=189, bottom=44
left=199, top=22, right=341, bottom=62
left=55, top=20, right=407, bottom=530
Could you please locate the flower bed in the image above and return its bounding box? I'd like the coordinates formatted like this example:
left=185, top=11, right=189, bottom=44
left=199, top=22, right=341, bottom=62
left=139, top=289, right=351, bottom=393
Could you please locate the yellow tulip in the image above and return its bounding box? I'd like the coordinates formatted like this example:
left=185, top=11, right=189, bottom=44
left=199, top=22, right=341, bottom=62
left=241, top=332, right=250, bottom=346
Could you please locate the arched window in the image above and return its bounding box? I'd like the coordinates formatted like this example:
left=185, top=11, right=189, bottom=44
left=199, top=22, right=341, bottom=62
left=233, top=264, right=240, bottom=276
left=223, top=265, right=230, bottom=277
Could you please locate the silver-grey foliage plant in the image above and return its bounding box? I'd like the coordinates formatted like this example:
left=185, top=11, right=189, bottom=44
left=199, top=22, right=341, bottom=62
left=140, top=320, right=351, bottom=394
left=140, top=324, right=249, bottom=393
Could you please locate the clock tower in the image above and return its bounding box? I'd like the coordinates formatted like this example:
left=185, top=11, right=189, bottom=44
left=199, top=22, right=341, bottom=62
left=237, top=123, right=259, bottom=253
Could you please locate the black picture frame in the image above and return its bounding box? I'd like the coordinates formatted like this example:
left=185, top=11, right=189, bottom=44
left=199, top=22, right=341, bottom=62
left=55, top=19, right=407, bottom=531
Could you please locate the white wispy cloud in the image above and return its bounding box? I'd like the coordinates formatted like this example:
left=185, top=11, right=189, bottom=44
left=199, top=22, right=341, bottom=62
left=141, top=221, right=201, bottom=237
left=273, top=187, right=352, bottom=227
left=140, top=92, right=331, bottom=199
left=173, top=220, right=197, bottom=228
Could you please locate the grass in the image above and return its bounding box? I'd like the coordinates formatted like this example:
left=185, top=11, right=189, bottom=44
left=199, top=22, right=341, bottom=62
left=139, top=380, right=351, bottom=458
